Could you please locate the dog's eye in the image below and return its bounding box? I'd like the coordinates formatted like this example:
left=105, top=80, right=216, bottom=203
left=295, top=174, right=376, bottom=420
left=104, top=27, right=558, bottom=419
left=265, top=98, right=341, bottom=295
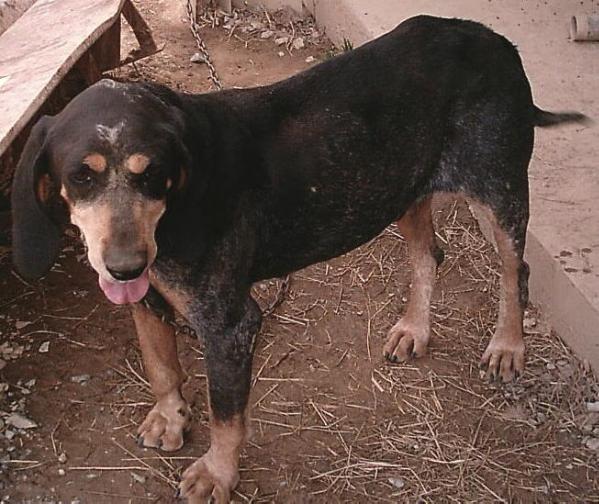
left=139, top=166, right=154, bottom=183
left=70, top=166, right=95, bottom=187
left=138, top=164, right=165, bottom=186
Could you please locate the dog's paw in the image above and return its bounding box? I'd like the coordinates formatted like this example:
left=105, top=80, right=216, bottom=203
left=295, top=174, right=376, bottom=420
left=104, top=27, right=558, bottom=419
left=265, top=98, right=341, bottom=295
left=480, top=334, right=525, bottom=383
left=137, top=393, right=191, bottom=451
left=178, top=452, right=239, bottom=504
left=383, top=318, right=430, bottom=363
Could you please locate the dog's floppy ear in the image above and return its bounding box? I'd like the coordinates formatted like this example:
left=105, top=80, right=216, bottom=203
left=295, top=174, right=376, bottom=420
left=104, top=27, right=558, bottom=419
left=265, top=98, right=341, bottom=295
left=11, top=115, right=62, bottom=280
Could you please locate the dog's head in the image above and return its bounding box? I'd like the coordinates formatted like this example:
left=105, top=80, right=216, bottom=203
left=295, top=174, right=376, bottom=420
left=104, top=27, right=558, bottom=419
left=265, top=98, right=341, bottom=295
left=11, top=79, right=190, bottom=304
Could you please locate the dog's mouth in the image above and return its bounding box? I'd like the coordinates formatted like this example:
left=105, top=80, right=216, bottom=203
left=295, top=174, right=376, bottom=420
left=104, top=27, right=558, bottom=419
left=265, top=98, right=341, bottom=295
left=98, top=271, right=150, bottom=305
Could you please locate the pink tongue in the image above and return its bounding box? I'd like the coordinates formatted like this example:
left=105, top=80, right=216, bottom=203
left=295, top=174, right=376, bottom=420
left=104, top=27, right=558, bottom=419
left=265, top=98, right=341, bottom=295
left=99, top=270, right=150, bottom=305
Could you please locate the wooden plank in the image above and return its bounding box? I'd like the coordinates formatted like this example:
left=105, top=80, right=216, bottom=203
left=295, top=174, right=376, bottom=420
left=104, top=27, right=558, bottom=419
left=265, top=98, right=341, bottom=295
left=0, top=0, right=125, bottom=157
left=92, top=19, right=121, bottom=72
left=120, top=0, right=158, bottom=65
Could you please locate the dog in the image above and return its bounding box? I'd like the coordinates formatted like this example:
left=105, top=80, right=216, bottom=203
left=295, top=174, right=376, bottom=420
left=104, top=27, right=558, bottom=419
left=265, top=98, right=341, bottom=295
left=11, top=15, right=588, bottom=502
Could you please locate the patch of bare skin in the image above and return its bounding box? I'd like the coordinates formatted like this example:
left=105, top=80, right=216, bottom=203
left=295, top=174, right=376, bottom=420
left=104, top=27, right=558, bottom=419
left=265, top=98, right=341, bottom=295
left=125, top=153, right=151, bottom=174
left=179, top=413, right=247, bottom=503
left=384, top=196, right=437, bottom=362
left=82, top=153, right=107, bottom=173
left=132, top=304, right=191, bottom=451
left=471, top=202, right=525, bottom=382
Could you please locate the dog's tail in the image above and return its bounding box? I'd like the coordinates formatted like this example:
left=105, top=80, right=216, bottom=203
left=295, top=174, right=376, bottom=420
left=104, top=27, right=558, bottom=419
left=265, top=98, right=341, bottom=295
left=533, top=106, right=593, bottom=128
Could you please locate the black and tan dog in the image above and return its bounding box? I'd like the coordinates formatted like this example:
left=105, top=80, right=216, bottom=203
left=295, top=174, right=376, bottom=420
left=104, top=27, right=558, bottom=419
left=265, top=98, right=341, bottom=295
left=11, top=16, right=588, bottom=502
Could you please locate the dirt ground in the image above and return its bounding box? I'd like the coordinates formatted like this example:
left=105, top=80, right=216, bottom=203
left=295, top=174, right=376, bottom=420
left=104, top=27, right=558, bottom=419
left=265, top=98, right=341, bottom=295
left=1, top=1, right=598, bottom=503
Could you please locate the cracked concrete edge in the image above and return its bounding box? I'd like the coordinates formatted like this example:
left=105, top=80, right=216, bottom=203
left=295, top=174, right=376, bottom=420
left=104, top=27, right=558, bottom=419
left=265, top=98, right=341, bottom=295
left=526, top=233, right=599, bottom=373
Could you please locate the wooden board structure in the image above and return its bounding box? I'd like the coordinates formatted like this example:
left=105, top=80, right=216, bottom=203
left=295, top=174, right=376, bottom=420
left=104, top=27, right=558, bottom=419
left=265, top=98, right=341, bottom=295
left=0, top=0, right=147, bottom=158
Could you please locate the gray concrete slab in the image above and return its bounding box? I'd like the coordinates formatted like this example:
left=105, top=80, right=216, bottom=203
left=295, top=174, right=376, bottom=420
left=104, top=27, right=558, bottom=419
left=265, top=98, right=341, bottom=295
left=311, top=0, right=599, bottom=371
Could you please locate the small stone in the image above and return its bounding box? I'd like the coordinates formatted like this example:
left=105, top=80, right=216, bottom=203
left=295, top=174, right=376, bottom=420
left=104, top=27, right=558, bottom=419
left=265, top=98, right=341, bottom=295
left=58, top=453, right=67, bottom=464
left=275, top=36, right=289, bottom=46
left=388, top=477, right=405, bottom=490
left=190, top=53, right=206, bottom=64
left=585, top=437, right=599, bottom=450
left=58, top=468, right=66, bottom=476
left=305, top=56, right=315, bottom=63
left=260, top=30, right=274, bottom=39
left=24, top=379, right=36, bottom=388
left=546, top=362, right=556, bottom=370
left=523, top=316, right=537, bottom=330
left=6, top=413, right=37, bottom=430
left=4, top=430, right=15, bottom=440
left=15, top=321, right=31, bottom=330
left=566, top=463, right=573, bottom=469
left=277, top=51, right=285, bottom=57
left=587, top=402, right=599, bottom=412
left=71, top=374, right=91, bottom=384
left=39, top=341, right=50, bottom=353
left=292, top=37, right=305, bottom=50
left=582, top=422, right=594, bottom=433
left=132, top=472, right=146, bottom=484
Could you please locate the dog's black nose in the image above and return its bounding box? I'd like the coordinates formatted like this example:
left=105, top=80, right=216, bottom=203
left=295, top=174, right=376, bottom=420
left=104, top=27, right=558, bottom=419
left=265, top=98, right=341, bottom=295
left=107, top=265, right=146, bottom=281
left=107, top=264, right=147, bottom=281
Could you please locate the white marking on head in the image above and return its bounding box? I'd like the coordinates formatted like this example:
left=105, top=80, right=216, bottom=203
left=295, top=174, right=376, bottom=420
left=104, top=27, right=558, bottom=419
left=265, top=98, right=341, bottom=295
left=96, top=121, right=125, bottom=146
left=97, top=79, right=127, bottom=90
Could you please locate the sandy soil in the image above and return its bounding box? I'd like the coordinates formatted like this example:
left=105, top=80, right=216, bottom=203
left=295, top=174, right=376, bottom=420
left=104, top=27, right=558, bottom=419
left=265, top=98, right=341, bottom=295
left=0, top=1, right=598, bottom=503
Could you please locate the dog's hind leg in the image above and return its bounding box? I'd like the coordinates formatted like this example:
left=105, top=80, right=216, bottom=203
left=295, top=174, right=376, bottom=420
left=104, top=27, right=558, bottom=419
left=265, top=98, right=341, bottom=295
left=384, top=196, right=443, bottom=362
left=473, top=201, right=528, bottom=383
left=132, top=298, right=191, bottom=451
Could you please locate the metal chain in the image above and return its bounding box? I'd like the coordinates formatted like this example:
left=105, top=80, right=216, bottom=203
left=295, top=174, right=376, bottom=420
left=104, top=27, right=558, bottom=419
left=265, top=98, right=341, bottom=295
left=185, top=0, right=223, bottom=90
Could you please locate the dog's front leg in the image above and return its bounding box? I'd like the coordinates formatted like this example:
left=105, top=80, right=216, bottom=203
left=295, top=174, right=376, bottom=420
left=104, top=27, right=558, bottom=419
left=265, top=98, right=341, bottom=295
left=132, top=300, right=191, bottom=451
left=179, top=296, right=261, bottom=504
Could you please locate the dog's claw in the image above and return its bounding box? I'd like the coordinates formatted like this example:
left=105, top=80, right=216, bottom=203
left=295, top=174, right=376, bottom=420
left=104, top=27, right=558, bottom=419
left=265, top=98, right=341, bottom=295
left=136, top=435, right=144, bottom=447
left=174, top=488, right=181, bottom=499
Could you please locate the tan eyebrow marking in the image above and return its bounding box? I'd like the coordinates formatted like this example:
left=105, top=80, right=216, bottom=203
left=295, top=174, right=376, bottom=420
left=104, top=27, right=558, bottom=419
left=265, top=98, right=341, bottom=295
left=126, top=153, right=151, bottom=174
left=82, top=153, right=107, bottom=173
